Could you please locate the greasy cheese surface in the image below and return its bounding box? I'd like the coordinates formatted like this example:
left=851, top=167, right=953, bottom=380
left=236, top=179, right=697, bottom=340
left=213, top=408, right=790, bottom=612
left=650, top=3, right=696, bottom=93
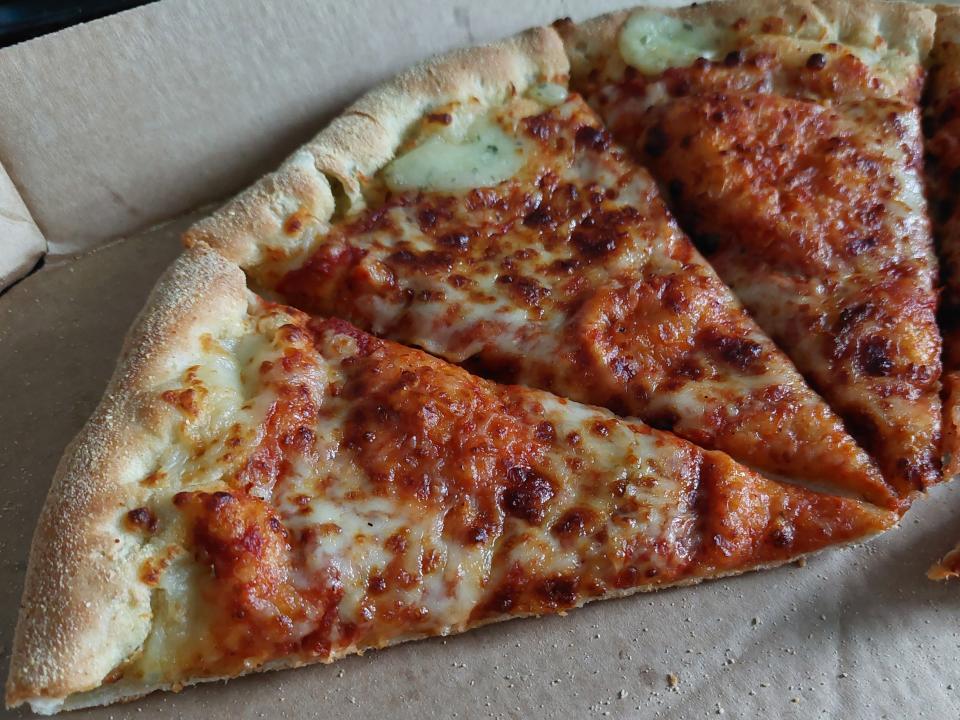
left=574, top=25, right=942, bottom=503
left=274, top=93, right=892, bottom=506
left=108, top=300, right=890, bottom=690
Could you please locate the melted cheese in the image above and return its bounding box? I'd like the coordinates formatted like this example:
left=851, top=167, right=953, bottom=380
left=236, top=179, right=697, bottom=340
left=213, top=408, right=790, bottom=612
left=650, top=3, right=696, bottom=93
left=275, top=93, right=891, bottom=507
left=527, top=82, right=569, bottom=107
left=383, top=116, right=527, bottom=192
left=81, top=297, right=890, bottom=707
left=619, top=11, right=733, bottom=74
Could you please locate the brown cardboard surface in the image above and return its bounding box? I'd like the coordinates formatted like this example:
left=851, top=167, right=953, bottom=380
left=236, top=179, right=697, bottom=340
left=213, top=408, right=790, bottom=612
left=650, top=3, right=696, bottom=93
left=1, top=0, right=960, bottom=718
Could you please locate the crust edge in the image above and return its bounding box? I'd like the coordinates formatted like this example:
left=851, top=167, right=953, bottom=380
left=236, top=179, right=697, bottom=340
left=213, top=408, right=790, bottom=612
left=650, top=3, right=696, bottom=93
left=183, top=25, right=569, bottom=273
left=4, top=245, right=249, bottom=710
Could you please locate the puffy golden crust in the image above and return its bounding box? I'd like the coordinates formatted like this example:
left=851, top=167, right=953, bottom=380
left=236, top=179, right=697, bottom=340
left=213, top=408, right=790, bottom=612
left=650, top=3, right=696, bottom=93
left=5, top=245, right=249, bottom=713
left=558, top=0, right=935, bottom=83
left=184, top=26, right=569, bottom=272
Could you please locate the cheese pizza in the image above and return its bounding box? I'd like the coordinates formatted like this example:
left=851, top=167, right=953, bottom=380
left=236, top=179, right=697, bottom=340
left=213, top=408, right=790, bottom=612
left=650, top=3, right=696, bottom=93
left=187, top=37, right=892, bottom=508
left=4, top=246, right=894, bottom=712
left=559, top=0, right=943, bottom=505
left=6, top=0, right=958, bottom=714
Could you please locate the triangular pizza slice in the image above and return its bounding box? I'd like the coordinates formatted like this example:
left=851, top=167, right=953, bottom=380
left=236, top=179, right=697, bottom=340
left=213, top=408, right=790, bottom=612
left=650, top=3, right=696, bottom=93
left=186, top=29, right=892, bottom=507
left=925, top=4, right=960, bottom=486
left=5, top=246, right=895, bottom=713
left=558, top=0, right=943, bottom=505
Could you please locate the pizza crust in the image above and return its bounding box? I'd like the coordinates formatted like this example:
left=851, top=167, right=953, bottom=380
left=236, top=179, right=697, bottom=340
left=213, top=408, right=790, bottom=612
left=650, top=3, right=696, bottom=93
left=4, top=245, right=249, bottom=712
left=558, top=0, right=935, bottom=84
left=184, top=26, right=569, bottom=271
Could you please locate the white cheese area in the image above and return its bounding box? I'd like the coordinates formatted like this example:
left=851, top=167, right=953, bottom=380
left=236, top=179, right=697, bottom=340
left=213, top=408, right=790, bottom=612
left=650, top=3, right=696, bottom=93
left=383, top=117, right=527, bottom=193
left=619, top=10, right=734, bottom=74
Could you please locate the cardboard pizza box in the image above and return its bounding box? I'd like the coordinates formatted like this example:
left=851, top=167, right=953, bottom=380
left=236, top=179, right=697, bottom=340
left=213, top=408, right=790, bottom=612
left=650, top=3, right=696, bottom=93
left=0, top=0, right=957, bottom=717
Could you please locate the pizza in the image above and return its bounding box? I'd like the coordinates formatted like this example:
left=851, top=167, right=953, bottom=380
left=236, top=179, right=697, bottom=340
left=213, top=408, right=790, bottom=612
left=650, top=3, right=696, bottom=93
left=3, top=245, right=893, bottom=712
left=558, top=0, right=943, bottom=506
left=5, top=0, right=958, bottom=714
left=186, top=37, right=893, bottom=509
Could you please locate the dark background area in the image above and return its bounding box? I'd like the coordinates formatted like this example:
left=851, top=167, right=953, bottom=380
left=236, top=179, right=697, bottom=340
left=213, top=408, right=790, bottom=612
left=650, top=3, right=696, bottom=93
left=0, top=0, right=155, bottom=47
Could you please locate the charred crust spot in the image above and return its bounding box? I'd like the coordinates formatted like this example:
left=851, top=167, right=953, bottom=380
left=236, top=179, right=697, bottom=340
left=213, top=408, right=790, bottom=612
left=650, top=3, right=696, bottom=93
left=389, top=249, right=416, bottom=264
left=486, top=586, right=518, bottom=614
left=898, top=451, right=940, bottom=490
left=701, top=331, right=764, bottom=373
left=551, top=507, right=597, bottom=538
left=426, top=112, right=453, bottom=125
left=723, top=50, right=744, bottom=67
left=501, top=466, right=555, bottom=524
left=368, top=575, right=388, bottom=594
left=523, top=111, right=560, bottom=142
left=126, top=507, right=158, bottom=533
left=283, top=214, right=304, bottom=235
left=161, top=387, right=199, bottom=416
left=539, top=576, right=578, bottom=607
left=209, top=491, right=236, bottom=510
left=438, top=232, right=470, bottom=251
left=570, top=207, right=639, bottom=258
left=418, top=208, right=439, bottom=229
left=574, top=125, right=610, bottom=152
left=856, top=335, right=894, bottom=377
left=466, top=524, right=490, bottom=544
left=701, top=330, right=763, bottom=372
left=847, top=235, right=877, bottom=256
left=806, top=53, right=827, bottom=70
left=591, top=421, right=611, bottom=437
left=535, top=421, right=557, bottom=444
left=769, top=518, right=796, bottom=548
left=386, top=531, right=408, bottom=554
left=523, top=205, right=554, bottom=227
left=836, top=302, right=874, bottom=332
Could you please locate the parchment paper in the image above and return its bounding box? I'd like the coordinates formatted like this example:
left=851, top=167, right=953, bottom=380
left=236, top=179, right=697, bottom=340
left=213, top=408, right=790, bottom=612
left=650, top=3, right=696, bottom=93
left=1, top=0, right=959, bottom=718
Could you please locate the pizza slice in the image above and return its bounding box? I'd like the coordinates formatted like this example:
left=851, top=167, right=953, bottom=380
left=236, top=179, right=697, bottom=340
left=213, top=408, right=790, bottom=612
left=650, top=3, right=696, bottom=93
left=185, top=28, right=893, bottom=508
left=925, top=4, right=960, bottom=485
left=558, top=0, right=943, bottom=505
left=5, top=245, right=895, bottom=713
